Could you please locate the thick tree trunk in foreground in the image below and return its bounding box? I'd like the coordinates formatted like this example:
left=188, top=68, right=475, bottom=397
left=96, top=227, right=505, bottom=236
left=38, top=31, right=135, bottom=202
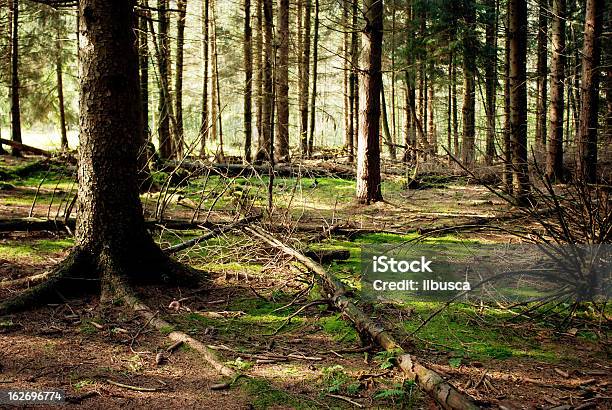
left=139, top=0, right=150, bottom=144
left=484, top=0, right=497, bottom=165
left=576, top=0, right=604, bottom=183
left=244, top=0, right=253, bottom=162
left=356, top=0, right=383, bottom=204
left=275, top=0, right=290, bottom=162
left=508, top=0, right=530, bottom=204
left=546, top=0, right=566, bottom=181
left=10, top=0, right=22, bottom=157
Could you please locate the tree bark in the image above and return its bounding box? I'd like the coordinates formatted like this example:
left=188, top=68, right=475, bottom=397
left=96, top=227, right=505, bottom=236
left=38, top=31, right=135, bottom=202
left=535, top=0, right=548, bottom=158
left=576, top=0, right=604, bottom=183
left=298, top=0, right=310, bottom=156
left=461, top=0, right=476, bottom=167
left=255, top=0, right=274, bottom=163
left=348, top=0, right=358, bottom=163
left=275, top=0, right=290, bottom=162
left=198, top=0, right=210, bottom=156
left=503, top=12, right=513, bottom=192
left=244, top=0, right=253, bottom=163
left=508, top=0, right=530, bottom=204
left=307, top=0, right=319, bottom=157
left=452, top=54, right=459, bottom=158
left=381, top=81, right=397, bottom=159
left=254, top=0, right=263, bottom=157
left=484, top=0, right=497, bottom=165
left=174, top=0, right=187, bottom=159
left=10, top=0, right=22, bottom=157
left=427, top=77, right=436, bottom=155
left=156, top=0, right=172, bottom=159
left=139, top=0, right=150, bottom=145
left=546, top=0, right=566, bottom=181
left=211, top=0, right=224, bottom=161
left=356, top=0, right=383, bottom=204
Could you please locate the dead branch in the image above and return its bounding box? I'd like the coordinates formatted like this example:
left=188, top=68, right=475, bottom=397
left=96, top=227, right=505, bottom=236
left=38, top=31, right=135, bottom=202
left=244, top=226, right=479, bottom=410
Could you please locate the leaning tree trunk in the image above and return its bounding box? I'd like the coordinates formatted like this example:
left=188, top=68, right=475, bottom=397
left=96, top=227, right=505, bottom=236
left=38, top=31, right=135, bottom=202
left=576, top=0, right=604, bottom=183
left=198, top=0, right=210, bottom=157
left=546, top=0, right=566, bottom=181
left=275, top=0, right=290, bottom=162
left=535, top=0, right=548, bottom=158
left=244, top=0, right=253, bottom=162
left=508, top=0, right=530, bottom=205
left=356, top=0, right=383, bottom=204
left=10, top=0, right=22, bottom=157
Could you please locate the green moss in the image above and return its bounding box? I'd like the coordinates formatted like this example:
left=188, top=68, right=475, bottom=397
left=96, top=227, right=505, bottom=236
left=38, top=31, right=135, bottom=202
left=240, top=378, right=318, bottom=410
left=318, top=314, right=358, bottom=344
left=159, top=325, right=175, bottom=335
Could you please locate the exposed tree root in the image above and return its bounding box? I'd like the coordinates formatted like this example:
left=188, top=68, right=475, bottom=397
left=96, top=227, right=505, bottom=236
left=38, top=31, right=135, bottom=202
left=245, top=226, right=479, bottom=410
left=0, top=272, right=51, bottom=289
left=112, top=278, right=236, bottom=377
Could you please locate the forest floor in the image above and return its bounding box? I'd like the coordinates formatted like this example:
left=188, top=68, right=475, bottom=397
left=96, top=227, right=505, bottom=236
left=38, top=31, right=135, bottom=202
left=0, top=154, right=610, bottom=409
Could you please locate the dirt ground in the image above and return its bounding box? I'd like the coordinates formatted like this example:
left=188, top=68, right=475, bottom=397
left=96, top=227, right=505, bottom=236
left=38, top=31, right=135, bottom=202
left=1, top=155, right=610, bottom=409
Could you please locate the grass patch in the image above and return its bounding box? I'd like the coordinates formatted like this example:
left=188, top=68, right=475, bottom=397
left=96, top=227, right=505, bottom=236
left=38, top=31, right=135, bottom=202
left=318, top=314, right=358, bottom=344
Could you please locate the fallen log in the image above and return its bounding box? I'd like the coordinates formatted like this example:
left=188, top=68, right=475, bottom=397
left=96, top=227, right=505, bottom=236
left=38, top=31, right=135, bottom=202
left=0, top=138, right=53, bottom=157
left=166, top=160, right=356, bottom=180
left=244, top=226, right=479, bottom=410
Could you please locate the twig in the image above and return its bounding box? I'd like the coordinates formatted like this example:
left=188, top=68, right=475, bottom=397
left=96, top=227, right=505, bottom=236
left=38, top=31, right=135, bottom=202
left=105, top=379, right=160, bottom=392
left=325, top=393, right=364, bottom=408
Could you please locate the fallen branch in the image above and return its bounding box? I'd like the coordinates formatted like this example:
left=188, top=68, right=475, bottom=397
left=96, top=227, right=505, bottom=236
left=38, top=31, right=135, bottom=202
left=244, top=226, right=478, bottom=410
left=0, top=138, right=53, bottom=157
left=163, top=214, right=261, bottom=254
left=105, top=379, right=160, bottom=392
left=0, top=272, right=51, bottom=289
left=325, top=393, right=364, bottom=408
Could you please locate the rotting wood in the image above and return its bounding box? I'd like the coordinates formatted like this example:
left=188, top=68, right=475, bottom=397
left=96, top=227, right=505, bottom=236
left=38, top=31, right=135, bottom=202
left=244, top=226, right=479, bottom=410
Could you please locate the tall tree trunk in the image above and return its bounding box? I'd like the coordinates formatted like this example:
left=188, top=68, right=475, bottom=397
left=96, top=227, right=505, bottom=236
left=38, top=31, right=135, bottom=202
left=427, top=77, right=436, bottom=155
left=452, top=54, right=459, bottom=157
left=157, top=0, right=172, bottom=159
left=348, top=0, right=357, bottom=163
left=275, top=0, right=290, bottom=162
left=546, top=0, right=566, bottom=181
left=508, top=0, right=530, bottom=204
left=255, top=0, right=263, bottom=157
left=390, top=0, right=396, bottom=144
left=211, top=0, right=224, bottom=161
left=356, top=0, right=383, bottom=204
left=343, top=0, right=350, bottom=156
left=461, top=0, right=476, bottom=167
left=256, top=0, right=274, bottom=163
left=381, top=81, right=397, bottom=159
left=535, top=0, right=548, bottom=158
left=210, top=0, right=218, bottom=143
left=139, top=0, right=150, bottom=144
left=503, top=4, right=513, bottom=192
left=298, top=0, right=310, bottom=155
left=307, top=0, right=319, bottom=157
left=10, top=0, right=22, bottom=157
left=576, top=0, right=604, bottom=183
left=199, top=0, right=210, bottom=157
left=244, top=0, right=253, bottom=162
left=56, top=15, right=68, bottom=151
left=77, top=0, right=185, bottom=287
left=447, top=54, right=452, bottom=162
left=174, top=0, right=187, bottom=159
left=484, top=0, right=497, bottom=165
